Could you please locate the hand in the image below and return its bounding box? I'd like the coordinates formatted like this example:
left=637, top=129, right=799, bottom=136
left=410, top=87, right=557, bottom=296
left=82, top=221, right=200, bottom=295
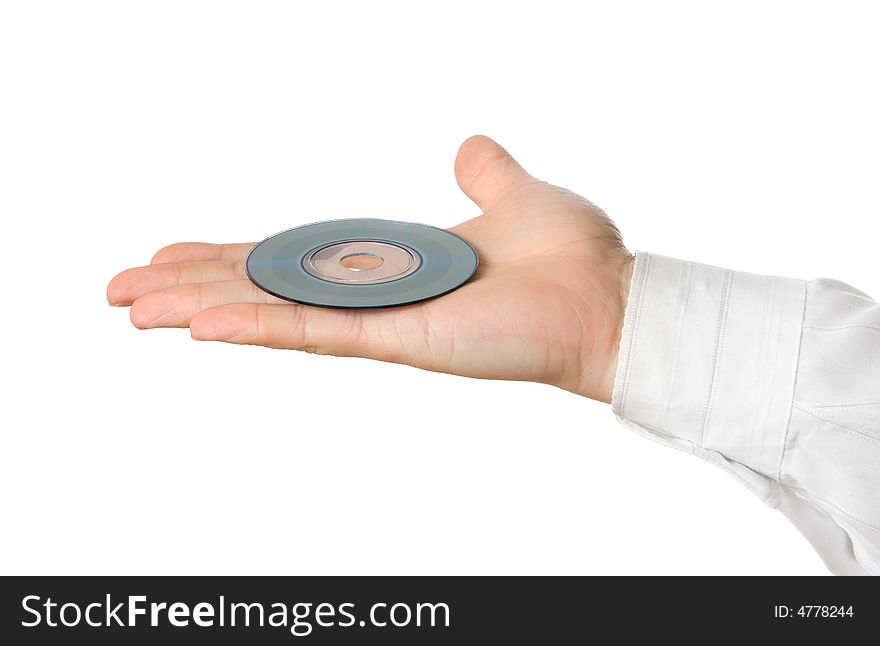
left=107, top=136, right=633, bottom=402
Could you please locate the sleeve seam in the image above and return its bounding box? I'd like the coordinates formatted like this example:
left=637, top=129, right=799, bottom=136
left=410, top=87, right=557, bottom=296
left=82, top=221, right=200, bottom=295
left=775, top=280, right=809, bottom=481
left=698, top=269, right=732, bottom=447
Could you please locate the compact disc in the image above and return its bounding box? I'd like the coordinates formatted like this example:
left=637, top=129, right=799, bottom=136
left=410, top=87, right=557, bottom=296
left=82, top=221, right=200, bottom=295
left=246, top=219, right=479, bottom=308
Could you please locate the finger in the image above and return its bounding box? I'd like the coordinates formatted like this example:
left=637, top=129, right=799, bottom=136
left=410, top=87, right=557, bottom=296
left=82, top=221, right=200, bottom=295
left=454, top=135, right=532, bottom=212
left=107, top=260, right=248, bottom=306
left=129, top=280, right=285, bottom=329
left=190, top=303, right=423, bottom=363
left=150, top=242, right=256, bottom=265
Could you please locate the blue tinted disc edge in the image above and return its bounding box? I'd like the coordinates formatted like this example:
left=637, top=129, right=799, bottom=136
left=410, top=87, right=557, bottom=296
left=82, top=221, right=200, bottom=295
left=246, top=219, right=479, bottom=309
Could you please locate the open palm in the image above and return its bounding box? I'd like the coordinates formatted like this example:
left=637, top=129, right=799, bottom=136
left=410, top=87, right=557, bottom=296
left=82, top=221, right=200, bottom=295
left=108, top=136, right=633, bottom=402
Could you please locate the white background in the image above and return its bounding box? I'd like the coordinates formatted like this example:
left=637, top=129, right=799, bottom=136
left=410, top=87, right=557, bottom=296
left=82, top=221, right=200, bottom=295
left=1, top=1, right=877, bottom=575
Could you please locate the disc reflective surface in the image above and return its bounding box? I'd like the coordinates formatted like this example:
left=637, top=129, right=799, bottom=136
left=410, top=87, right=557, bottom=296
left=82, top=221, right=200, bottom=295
left=246, top=219, right=479, bottom=308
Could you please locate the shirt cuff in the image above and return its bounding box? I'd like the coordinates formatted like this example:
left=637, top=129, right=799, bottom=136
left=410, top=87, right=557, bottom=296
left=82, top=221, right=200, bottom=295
left=611, top=252, right=807, bottom=485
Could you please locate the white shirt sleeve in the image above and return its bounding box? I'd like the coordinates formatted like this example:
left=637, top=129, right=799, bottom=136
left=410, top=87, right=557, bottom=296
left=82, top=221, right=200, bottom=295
left=611, top=252, right=880, bottom=575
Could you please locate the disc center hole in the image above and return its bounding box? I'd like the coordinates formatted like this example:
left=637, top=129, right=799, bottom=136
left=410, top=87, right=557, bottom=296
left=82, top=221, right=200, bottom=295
left=339, top=252, right=384, bottom=271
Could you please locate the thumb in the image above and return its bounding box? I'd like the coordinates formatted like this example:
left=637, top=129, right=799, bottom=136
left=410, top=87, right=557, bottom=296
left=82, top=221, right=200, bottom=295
left=454, top=135, right=532, bottom=212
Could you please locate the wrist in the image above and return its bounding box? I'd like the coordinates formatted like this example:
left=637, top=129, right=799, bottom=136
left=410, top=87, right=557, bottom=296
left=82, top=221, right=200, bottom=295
left=572, top=251, right=634, bottom=404
left=605, top=253, right=635, bottom=401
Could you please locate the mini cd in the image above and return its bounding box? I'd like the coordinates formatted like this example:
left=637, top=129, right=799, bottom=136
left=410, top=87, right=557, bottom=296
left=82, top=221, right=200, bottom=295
left=246, top=218, right=479, bottom=308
